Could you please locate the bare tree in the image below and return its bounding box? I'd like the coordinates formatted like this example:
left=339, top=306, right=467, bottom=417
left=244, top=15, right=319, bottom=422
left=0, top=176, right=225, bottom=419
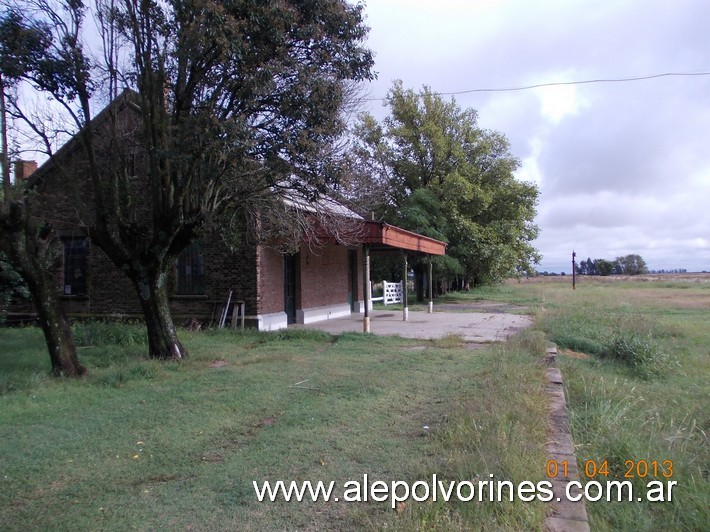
left=0, top=25, right=85, bottom=375
left=1, top=0, right=374, bottom=359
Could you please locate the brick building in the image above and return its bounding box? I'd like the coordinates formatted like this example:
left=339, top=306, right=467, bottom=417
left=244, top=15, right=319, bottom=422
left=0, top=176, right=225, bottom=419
left=13, top=94, right=445, bottom=330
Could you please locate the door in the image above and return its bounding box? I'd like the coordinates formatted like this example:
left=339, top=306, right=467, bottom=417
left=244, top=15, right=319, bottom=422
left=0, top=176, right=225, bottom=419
left=348, top=249, right=358, bottom=311
left=284, top=254, right=297, bottom=324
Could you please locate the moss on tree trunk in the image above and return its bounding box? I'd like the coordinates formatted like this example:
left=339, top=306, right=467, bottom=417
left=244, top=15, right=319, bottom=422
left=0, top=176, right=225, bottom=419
left=133, top=268, right=187, bottom=360
left=35, top=283, right=86, bottom=377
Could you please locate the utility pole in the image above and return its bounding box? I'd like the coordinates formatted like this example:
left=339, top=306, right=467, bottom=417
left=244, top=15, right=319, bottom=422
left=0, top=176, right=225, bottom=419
left=572, top=250, right=577, bottom=289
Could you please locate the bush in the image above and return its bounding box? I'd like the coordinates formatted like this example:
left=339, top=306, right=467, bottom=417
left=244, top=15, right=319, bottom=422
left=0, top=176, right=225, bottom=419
left=552, top=334, right=606, bottom=356
left=539, top=308, right=676, bottom=379
left=602, top=331, right=674, bottom=380
left=72, top=320, right=147, bottom=347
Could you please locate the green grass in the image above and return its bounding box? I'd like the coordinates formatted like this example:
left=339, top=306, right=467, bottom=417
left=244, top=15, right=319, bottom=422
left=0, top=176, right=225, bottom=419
left=380, top=275, right=709, bottom=530
left=2, top=275, right=707, bottom=530
left=0, top=321, right=548, bottom=530
left=508, top=276, right=710, bottom=530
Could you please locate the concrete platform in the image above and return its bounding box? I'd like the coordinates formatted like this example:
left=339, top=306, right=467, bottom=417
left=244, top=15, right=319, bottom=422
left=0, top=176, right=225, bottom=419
left=293, top=309, right=532, bottom=343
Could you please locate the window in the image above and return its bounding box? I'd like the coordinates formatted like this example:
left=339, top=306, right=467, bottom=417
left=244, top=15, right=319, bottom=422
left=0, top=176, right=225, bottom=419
left=175, top=241, right=205, bottom=295
left=62, top=238, right=88, bottom=295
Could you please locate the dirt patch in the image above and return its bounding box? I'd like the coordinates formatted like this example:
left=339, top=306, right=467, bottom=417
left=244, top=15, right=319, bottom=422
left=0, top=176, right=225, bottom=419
left=465, top=342, right=489, bottom=350
left=208, top=359, right=229, bottom=368
left=435, top=302, right=529, bottom=314
left=257, top=413, right=282, bottom=428
left=559, top=349, right=592, bottom=360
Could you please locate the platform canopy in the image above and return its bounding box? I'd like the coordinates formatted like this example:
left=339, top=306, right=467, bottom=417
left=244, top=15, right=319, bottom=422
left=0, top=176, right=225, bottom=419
left=280, top=186, right=447, bottom=256
left=359, top=221, right=446, bottom=331
left=361, top=221, right=447, bottom=255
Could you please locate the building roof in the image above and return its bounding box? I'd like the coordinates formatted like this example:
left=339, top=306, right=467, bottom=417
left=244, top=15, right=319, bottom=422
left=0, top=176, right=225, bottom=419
left=282, top=185, right=446, bottom=256
left=281, top=187, right=364, bottom=220
left=24, top=90, right=447, bottom=257
left=26, top=89, right=141, bottom=188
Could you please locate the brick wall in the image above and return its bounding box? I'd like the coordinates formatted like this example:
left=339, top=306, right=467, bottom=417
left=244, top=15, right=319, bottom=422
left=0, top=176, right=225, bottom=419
left=174, top=232, right=259, bottom=324
left=9, top=100, right=263, bottom=325
left=14, top=160, right=38, bottom=181
left=256, top=246, right=285, bottom=315
left=255, top=244, right=364, bottom=317
left=9, top=97, right=365, bottom=327
left=299, top=244, right=349, bottom=309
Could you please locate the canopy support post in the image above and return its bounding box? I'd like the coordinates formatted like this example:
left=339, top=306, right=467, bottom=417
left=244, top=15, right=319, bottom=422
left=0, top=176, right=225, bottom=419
left=402, top=251, right=409, bottom=321
left=363, top=244, right=371, bottom=333
left=428, top=258, right=434, bottom=313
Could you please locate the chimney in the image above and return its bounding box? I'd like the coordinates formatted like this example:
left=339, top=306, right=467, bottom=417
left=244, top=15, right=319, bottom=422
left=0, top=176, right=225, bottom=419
left=14, top=160, right=38, bottom=180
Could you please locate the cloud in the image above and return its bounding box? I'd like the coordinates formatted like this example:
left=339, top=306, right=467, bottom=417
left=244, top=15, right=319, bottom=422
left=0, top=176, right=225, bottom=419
left=362, top=0, right=710, bottom=272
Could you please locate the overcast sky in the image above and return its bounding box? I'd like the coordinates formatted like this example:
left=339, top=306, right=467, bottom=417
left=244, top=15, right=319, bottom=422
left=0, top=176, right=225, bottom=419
left=358, top=0, right=710, bottom=273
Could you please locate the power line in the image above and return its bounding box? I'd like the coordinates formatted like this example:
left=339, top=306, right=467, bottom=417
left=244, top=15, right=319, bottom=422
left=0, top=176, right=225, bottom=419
left=365, top=71, right=710, bottom=101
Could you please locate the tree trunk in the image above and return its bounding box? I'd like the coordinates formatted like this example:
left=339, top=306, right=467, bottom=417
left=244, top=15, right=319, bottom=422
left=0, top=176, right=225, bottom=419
left=33, top=276, right=86, bottom=377
left=133, top=268, right=187, bottom=360
left=1, top=203, right=86, bottom=377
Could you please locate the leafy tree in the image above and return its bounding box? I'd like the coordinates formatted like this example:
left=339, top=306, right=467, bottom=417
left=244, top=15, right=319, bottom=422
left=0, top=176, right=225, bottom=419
left=612, top=260, right=623, bottom=275
left=2, top=0, right=373, bottom=359
left=577, top=254, right=648, bottom=276
left=594, top=258, right=614, bottom=276
left=576, top=257, right=598, bottom=275
left=0, top=252, right=30, bottom=320
left=616, top=254, right=648, bottom=275
left=349, top=82, right=540, bottom=289
left=0, top=11, right=85, bottom=375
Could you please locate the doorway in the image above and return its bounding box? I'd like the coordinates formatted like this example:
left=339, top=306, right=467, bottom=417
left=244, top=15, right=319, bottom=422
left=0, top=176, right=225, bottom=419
left=348, top=249, right=358, bottom=311
left=284, top=254, right=297, bottom=324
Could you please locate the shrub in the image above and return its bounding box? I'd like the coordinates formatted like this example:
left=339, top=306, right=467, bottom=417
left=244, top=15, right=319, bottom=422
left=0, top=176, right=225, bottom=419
left=432, top=333, right=466, bottom=349
left=510, top=329, right=548, bottom=356
left=602, top=331, right=674, bottom=380
left=552, top=334, right=606, bottom=356
left=72, top=320, right=147, bottom=347
left=539, top=307, right=677, bottom=379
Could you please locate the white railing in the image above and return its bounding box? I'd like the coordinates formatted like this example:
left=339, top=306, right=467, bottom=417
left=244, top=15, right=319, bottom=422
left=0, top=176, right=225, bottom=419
left=369, top=280, right=402, bottom=305
left=383, top=280, right=402, bottom=305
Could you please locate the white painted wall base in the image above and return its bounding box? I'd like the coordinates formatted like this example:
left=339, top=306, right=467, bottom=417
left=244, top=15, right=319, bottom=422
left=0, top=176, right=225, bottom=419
left=297, top=303, right=352, bottom=324
left=256, top=303, right=363, bottom=330
left=255, top=312, right=289, bottom=331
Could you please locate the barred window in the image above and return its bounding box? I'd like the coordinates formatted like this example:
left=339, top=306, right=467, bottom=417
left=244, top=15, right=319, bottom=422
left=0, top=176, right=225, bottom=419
left=62, top=238, right=88, bottom=296
left=175, top=241, right=205, bottom=295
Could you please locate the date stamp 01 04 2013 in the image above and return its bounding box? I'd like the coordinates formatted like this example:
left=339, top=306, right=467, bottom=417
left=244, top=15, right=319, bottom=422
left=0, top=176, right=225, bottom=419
left=546, top=459, right=677, bottom=503
left=546, top=459, right=674, bottom=480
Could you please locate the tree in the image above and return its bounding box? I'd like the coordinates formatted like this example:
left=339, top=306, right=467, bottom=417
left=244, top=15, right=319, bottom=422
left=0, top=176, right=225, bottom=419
left=583, top=257, right=596, bottom=275
left=616, top=254, right=648, bottom=275
left=0, top=11, right=86, bottom=376
left=2, top=0, right=374, bottom=359
left=594, top=258, right=614, bottom=276
left=349, top=82, right=540, bottom=288
left=0, top=252, right=30, bottom=321
left=612, top=260, right=623, bottom=275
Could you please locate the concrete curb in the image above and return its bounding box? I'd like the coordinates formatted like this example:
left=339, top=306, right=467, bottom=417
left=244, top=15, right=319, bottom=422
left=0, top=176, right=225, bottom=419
left=544, top=347, right=590, bottom=532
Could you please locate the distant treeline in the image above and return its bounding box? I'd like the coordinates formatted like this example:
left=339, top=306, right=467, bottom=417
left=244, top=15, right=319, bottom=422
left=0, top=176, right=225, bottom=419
left=575, top=254, right=648, bottom=276
left=537, top=254, right=699, bottom=277
left=536, top=254, right=652, bottom=277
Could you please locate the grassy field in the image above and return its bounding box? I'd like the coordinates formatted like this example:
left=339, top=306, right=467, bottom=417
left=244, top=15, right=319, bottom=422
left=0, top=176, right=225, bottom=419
left=0, top=321, right=549, bottom=530
left=527, top=275, right=710, bottom=530
left=1, top=274, right=708, bottom=530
